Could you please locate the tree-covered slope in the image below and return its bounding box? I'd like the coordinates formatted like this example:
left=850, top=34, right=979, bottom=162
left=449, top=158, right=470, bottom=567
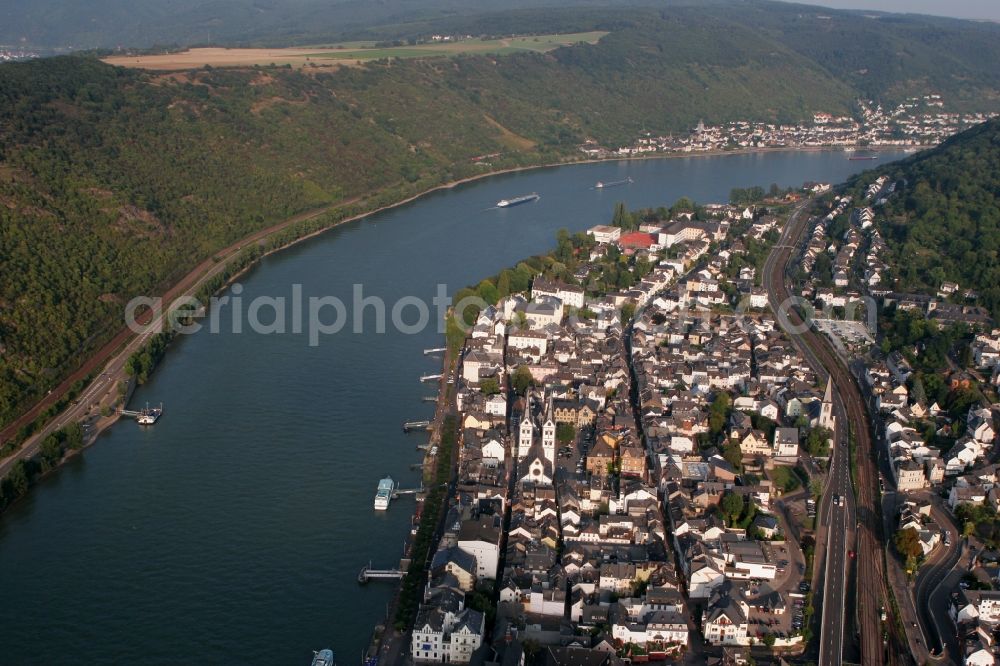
left=722, top=3, right=1000, bottom=109
left=850, top=119, right=1000, bottom=314
left=355, top=3, right=1000, bottom=112
left=0, top=56, right=540, bottom=425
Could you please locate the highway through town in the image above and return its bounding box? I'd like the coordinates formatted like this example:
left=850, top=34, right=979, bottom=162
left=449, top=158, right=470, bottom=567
left=818, top=464, right=851, bottom=666
left=763, top=197, right=900, bottom=666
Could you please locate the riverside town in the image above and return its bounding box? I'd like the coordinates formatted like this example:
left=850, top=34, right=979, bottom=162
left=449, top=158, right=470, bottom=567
left=4, top=3, right=1000, bottom=666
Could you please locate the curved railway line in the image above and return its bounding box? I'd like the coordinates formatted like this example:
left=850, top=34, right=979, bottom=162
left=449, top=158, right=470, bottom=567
left=763, top=198, right=905, bottom=666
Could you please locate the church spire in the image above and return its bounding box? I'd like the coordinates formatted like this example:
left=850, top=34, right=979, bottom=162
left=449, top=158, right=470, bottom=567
left=820, top=377, right=835, bottom=431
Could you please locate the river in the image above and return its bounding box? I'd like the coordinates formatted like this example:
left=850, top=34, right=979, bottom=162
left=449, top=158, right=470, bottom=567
left=0, top=150, right=907, bottom=664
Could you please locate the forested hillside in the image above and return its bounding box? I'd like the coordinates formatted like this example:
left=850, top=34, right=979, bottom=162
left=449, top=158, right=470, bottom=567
left=0, top=57, right=525, bottom=427
left=699, top=4, right=1000, bottom=108
left=0, top=0, right=699, bottom=49
left=849, top=119, right=1000, bottom=315
left=1, top=6, right=999, bottom=431
left=355, top=4, right=1000, bottom=109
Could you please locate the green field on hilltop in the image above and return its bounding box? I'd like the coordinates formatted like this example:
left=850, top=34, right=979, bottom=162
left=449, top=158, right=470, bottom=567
left=307, top=31, right=607, bottom=60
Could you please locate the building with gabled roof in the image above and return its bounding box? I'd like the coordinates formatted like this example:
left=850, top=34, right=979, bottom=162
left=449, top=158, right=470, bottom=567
left=411, top=606, right=485, bottom=664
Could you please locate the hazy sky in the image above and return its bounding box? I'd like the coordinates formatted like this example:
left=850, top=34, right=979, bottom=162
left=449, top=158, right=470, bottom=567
left=783, top=0, right=1000, bottom=21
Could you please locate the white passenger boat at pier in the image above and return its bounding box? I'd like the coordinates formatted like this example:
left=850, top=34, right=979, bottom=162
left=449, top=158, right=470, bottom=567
left=374, top=476, right=394, bottom=511
left=136, top=404, right=162, bottom=425
left=120, top=402, right=163, bottom=426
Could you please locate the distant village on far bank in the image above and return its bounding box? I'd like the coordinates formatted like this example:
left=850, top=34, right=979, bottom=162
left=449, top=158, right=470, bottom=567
left=583, top=96, right=997, bottom=158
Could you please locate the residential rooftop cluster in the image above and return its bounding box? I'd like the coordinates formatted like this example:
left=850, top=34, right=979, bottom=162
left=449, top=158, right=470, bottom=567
left=410, top=196, right=836, bottom=664
left=952, top=586, right=1000, bottom=666
left=630, top=304, right=834, bottom=652
left=797, top=171, right=997, bottom=376
left=795, top=172, right=999, bottom=499
left=409, top=129, right=1000, bottom=665
left=0, top=48, right=39, bottom=62
left=868, top=355, right=996, bottom=492
left=581, top=96, right=996, bottom=158
left=795, top=169, right=1000, bottom=664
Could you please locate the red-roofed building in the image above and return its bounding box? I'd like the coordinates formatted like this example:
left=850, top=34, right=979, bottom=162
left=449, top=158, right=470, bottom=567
left=618, top=232, right=657, bottom=253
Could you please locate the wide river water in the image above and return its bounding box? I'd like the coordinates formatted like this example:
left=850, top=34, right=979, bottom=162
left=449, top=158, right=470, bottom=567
left=0, top=150, right=907, bottom=664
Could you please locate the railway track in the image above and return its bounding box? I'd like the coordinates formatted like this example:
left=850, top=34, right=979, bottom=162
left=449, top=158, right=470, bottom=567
left=763, top=198, right=905, bottom=666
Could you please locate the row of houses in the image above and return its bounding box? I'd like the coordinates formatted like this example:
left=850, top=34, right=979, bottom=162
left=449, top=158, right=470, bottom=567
left=801, top=195, right=849, bottom=276
left=597, top=97, right=994, bottom=158
left=868, top=349, right=998, bottom=490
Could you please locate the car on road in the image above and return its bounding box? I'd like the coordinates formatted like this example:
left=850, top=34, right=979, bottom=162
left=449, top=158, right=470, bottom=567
left=848, top=550, right=855, bottom=559
left=834, top=494, right=841, bottom=506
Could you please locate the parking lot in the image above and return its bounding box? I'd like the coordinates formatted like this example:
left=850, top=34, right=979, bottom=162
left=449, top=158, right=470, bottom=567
left=553, top=425, right=594, bottom=477
left=740, top=508, right=812, bottom=641
left=814, top=318, right=875, bottom=356
left=743, top=569, right=811, bottom=642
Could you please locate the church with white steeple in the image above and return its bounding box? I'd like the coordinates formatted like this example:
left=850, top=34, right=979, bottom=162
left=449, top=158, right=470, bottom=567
left=819, top=378, right=836, bottom=432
